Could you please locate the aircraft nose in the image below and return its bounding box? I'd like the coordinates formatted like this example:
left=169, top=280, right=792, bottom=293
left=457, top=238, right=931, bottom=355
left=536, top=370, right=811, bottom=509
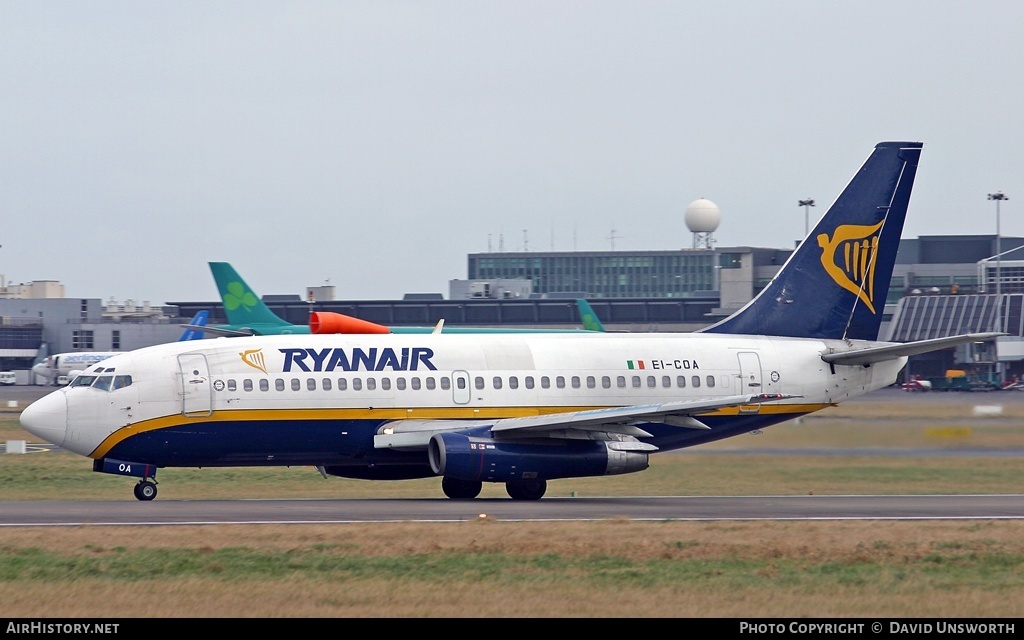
left=20, top=391, right=68, bottom=447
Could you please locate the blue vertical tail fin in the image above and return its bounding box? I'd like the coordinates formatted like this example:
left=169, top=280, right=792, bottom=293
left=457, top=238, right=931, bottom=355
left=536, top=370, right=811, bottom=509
left=178, top=310, right=208, bottom=341
left=702, top=141, right=923, bottom=341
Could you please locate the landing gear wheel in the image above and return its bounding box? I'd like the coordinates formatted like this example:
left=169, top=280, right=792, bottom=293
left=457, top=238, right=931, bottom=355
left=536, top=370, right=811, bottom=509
left=133, top=480, right=157, bottom=501
left=506, top=479, right=546, bottom=500
left=441, top=477, right=482, bottom=499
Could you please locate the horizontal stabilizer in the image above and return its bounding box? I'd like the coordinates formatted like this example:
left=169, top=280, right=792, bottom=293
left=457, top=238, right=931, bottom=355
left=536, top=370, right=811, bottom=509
left=182, top=324, right=255, bottom=337
left=821, top=332, right=1006, bottom=366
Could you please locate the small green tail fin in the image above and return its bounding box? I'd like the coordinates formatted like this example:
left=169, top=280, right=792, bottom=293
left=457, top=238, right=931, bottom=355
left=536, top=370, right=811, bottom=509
left=209, top=262, right=292, bottom=327
left=576, top=299, right=605, bottom=332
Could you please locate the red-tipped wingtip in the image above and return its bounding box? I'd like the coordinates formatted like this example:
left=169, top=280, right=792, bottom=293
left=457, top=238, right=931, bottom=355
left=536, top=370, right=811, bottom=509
left=309, top=311, right=391, bottom=334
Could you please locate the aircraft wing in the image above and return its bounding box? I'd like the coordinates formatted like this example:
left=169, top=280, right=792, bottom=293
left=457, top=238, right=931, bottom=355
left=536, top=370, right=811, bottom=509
left=181, top=324, right=256, bottom=337
left=374, top=392, right=796, bottom=450
left=821, top=332, right=1006, bottom=366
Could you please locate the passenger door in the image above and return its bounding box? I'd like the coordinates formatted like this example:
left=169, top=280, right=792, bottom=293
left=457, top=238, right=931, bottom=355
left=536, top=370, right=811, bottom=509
left=736, top=352, right=763, bottom=414
left=178, top=354, right=212, bottom=417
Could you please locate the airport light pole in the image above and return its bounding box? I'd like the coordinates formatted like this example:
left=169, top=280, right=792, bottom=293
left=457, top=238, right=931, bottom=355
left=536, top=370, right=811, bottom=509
left=798, top=199, right=815, bottom=238
left=988, top=191, right=1008, bottom=385
left=989, top=192, right=1008, bottom=299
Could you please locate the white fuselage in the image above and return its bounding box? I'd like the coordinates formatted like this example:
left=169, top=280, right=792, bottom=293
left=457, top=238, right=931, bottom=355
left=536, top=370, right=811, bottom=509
left=21, top=332, right=905, bottom=463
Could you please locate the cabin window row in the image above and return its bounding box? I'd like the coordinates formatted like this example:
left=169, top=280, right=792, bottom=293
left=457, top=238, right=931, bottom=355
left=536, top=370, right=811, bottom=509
left=72, top=370, right=727, bottom=394
left=484, top=374, right=723, bottom=390
left=231, top=376, right=454, bottom=392
left=221, top=374, right=727, bottom=393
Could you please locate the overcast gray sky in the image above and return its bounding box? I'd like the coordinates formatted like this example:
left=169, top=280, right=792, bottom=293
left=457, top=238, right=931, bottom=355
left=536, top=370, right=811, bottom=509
left=2, top=1, right=1022, bottom=306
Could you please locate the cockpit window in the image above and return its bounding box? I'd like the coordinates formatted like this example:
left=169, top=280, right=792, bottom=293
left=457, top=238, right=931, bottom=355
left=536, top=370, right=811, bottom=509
left=69, top=374, right=131, bottom=391
left=70, top=375, right=98, bottom=388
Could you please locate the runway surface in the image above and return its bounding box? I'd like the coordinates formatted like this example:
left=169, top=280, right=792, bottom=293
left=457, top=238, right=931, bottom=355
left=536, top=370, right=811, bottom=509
left=1, top=494, right=1022, bottom=526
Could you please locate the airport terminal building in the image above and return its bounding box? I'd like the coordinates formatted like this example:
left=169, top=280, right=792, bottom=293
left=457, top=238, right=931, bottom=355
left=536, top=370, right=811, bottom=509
left=2, top=234, right=1023, bottom=385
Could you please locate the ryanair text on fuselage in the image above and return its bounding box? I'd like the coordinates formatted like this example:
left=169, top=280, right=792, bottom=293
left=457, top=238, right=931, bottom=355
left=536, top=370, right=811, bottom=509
left=279, top=347, right=438, bottom=372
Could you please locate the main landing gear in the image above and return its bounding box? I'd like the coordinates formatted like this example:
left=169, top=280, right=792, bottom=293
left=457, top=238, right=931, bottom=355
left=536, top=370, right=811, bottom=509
left=441, top=477, right=547, bottom=500
left=441, top=477, right=481, bottom=499
left=505, top=479, right=546, bottom=500
left=133, top=479, right=158, bottom=501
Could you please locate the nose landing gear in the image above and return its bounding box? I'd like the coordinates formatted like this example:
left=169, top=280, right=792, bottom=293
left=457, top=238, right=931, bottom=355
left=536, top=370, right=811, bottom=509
left=94, top=458, right=160, bottom=501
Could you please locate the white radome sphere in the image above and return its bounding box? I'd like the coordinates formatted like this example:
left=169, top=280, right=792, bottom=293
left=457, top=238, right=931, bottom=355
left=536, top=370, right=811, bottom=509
left=685, top=198, right=721, bottom=233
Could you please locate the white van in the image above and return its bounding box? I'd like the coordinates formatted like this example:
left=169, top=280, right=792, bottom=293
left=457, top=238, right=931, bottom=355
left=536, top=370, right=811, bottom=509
left=0, top=371, right=16, bottom=386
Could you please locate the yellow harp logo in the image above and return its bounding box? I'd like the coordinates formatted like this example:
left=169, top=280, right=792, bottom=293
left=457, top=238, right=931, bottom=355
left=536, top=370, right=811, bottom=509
left=816, top=221, right=884, bottom=314
left=240, top=348, right=267, bottom=373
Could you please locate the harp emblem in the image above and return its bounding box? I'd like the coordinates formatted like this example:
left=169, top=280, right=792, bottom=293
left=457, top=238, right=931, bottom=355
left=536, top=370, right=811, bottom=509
left=240, top=348, right=268, bottom=373
left=816, top=221, right=884, bottom=314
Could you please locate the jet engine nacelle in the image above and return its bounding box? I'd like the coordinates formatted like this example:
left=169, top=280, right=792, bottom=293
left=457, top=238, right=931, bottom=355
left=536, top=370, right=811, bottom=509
left=428, top=432, right=649, bottom=483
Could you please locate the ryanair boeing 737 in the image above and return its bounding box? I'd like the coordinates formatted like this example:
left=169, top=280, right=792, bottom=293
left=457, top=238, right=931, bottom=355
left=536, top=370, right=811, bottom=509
left=20, top=142, right=1000, bottom=501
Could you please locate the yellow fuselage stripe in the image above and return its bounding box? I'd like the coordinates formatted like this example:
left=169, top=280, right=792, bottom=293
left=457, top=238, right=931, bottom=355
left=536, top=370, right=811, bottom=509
left=91, top=402, right=834, bottom=459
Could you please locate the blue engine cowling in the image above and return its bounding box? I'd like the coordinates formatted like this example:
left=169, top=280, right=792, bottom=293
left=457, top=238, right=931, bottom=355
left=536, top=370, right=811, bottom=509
left=428, top=432, right=649, bottom=483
